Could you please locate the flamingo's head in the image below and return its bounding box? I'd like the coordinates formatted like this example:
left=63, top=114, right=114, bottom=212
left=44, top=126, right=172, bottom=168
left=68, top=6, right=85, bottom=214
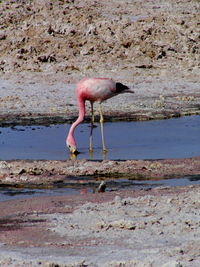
left=115, top=82, right=134, bottom=94
left=66, top=136, right=79, bottom=154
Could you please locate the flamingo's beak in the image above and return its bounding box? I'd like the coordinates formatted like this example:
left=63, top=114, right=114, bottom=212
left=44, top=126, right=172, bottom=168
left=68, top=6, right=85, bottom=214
left=70, top=147, right=79, bottom=155
left=68, top=147, right=79, bottom=159
left=73, top=150, right=79, bottom=155
left=116, top=82, right=134, bottom=94
left=128, top=88, right=135, bottom=93
left=124, top=88, right=135, bottom=94
left=68, top=144, right=79, bottom=155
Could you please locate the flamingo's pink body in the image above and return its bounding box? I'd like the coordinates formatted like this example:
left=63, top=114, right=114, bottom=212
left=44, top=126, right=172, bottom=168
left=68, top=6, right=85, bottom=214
left=66, top=78, right=133, bottom=154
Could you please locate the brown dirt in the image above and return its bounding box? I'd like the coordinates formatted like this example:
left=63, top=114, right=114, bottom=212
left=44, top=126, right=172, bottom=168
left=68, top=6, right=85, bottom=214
left=0, top=0, right=200, bottom=79
left=0, top=0, right=200, bottom=126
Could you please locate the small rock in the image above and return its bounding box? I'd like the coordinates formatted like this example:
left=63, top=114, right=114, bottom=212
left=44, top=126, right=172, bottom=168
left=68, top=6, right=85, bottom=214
left=167, top=198, right=173, bottom=204
left=111, top=219, right=136, bottom=230
left=18, top=168, right=26, bottom=175
left=97, top=181, right=106, bottom=192
left=85, top=24, right=97, bottom=36
left=0, top=161, right=8, bottom=169
left=80, top=48, right=90, bottom=56
left=37, top=54, right=56, bottom=63
left=0, top=31, right=6, bottom=40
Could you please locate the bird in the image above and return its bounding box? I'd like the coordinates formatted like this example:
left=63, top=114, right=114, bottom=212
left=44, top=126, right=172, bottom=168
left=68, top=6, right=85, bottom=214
left=66, top=77, right=134, bottom=154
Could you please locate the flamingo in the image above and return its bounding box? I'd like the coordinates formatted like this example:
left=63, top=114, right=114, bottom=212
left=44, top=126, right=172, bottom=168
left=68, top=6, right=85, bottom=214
left=66, top=78, right=134, bottom=154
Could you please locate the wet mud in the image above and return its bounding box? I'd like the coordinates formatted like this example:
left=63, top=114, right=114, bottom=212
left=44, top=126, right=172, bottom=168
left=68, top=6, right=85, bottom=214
left=0, top=157, right=200, bottom=186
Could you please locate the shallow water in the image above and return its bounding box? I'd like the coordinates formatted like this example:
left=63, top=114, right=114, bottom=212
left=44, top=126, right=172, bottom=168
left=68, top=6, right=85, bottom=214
left=0, top=116, right=200, bottom=201
left=0, top=115, right=200, bottom=160
left=0, top=175, right=199, bottom=202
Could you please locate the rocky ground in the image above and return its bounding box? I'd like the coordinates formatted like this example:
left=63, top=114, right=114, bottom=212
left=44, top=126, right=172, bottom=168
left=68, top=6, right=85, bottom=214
left=0, top=0, right=200, bottom=79
left=0, top=185, right=200, bottom=267
left=0, top=0, right=200, bottom=126
left=0, top=0, right=200, bottom=266
left=0, top=157, right=200, bottom=186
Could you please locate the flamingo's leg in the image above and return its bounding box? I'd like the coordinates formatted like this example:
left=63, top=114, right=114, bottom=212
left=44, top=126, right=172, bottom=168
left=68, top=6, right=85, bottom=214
left=89, top=102, right=94, bottom=152
left=99, top=103, right=107, bottom=153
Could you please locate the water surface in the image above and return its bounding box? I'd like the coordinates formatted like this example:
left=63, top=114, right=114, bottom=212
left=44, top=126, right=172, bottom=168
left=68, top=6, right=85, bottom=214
left=0, top=115, right=200, bottom=160
left=0, top=175, right=199, bottom=202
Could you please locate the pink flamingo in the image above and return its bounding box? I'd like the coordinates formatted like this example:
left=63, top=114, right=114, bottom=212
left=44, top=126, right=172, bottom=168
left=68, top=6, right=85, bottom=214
left=66, top=78, right=134, bottom=154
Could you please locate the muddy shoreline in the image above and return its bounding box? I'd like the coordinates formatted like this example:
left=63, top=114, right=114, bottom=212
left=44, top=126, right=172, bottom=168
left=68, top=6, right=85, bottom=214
left=1, top=108, right=200, bottom=127
left=1, top=74, right=200, bottom=127
left=0, top=157, right=200, bottom=186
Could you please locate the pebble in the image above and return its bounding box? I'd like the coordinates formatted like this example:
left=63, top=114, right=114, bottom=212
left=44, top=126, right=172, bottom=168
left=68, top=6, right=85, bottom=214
left=0, top=31, right=6, bottom=40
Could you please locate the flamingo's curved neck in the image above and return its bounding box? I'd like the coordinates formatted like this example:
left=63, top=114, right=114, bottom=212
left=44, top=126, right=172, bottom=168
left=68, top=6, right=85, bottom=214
left=68, top=98, right=85, bottom=140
